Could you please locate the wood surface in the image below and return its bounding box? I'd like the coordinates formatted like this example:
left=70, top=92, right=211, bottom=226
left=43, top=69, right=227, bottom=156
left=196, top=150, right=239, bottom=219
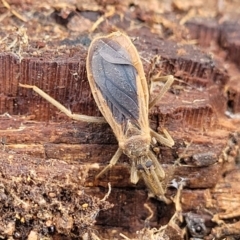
left=0, top=0, right=240, bottom=239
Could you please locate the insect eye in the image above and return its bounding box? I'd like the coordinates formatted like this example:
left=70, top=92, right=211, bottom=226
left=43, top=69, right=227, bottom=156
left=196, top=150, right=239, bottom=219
left=136, top=164, right=144, bottom=170
left=137, top=160, right=153, bottom=170
left=145, top=160, right=152, bottom=168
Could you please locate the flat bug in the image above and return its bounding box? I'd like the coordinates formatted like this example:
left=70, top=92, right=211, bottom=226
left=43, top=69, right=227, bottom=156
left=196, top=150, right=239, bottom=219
left=19, top=31, right=174, bottom=203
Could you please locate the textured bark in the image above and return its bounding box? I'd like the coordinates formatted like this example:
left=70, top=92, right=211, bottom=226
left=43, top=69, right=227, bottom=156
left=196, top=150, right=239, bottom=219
left=0, top=1, right=240, bottom=239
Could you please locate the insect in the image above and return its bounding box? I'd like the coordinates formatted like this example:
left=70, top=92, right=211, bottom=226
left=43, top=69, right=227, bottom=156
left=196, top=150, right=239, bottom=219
left=19, top=31, right=174, bottom=203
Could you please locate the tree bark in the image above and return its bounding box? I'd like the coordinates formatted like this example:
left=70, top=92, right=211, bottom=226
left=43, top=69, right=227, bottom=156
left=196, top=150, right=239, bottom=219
left=0, top=1, right=240, bottom=239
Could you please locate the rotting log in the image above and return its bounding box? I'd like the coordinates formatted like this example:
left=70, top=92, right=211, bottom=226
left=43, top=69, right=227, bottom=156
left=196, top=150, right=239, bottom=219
left=0, top=1, right=240, bottom=239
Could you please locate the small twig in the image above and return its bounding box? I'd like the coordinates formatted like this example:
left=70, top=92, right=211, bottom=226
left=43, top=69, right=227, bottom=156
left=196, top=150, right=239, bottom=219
left=119, top=233, right=131, bottom=239
left=90, top=6, right=115, bottom=32
left=144, top=203, right=154, bottom=222
left=2, top=0, right=27, bottom=22
left=101, top=182, right=111, bottom=201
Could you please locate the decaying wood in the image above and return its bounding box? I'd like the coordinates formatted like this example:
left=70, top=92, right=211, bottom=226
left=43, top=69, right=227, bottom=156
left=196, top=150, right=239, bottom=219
left=0, top=1, right=240, bottom=239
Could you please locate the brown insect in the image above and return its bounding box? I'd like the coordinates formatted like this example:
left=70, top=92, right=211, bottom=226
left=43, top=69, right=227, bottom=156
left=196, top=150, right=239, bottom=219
left=19, top=31, right=174, bottom=203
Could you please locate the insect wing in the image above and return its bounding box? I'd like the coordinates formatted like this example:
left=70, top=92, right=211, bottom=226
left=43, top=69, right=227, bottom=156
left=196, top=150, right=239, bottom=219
left=92, top=39, right=139, bottom=124
left=86, top=32, right=149, bottom=140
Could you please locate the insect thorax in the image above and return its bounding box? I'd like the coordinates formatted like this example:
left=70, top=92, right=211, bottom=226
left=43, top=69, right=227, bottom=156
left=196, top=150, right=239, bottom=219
left=120, top=135, right=150, bottom=158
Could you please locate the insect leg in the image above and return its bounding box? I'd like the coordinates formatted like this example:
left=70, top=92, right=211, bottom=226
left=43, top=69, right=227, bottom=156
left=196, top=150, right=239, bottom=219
left=130, top=161, right=140, bottom=184
left=141, top=169, right=164, bottom=194
left=149, top=75, right=174, bottom=147
left=95, top=147, right=123, bottom=179
left=148, top=150, right=165, bottom=179
left=149, top=175, right=171, bottom=204
left=150, top=128, right=174, bottom=148
left=149, top=75, right=174, bottom=110
left=140, top=165, right=170, bottom=203
left=135, top=153, right=171, bottom=203
left=19, top=84, right=105, bottom=123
